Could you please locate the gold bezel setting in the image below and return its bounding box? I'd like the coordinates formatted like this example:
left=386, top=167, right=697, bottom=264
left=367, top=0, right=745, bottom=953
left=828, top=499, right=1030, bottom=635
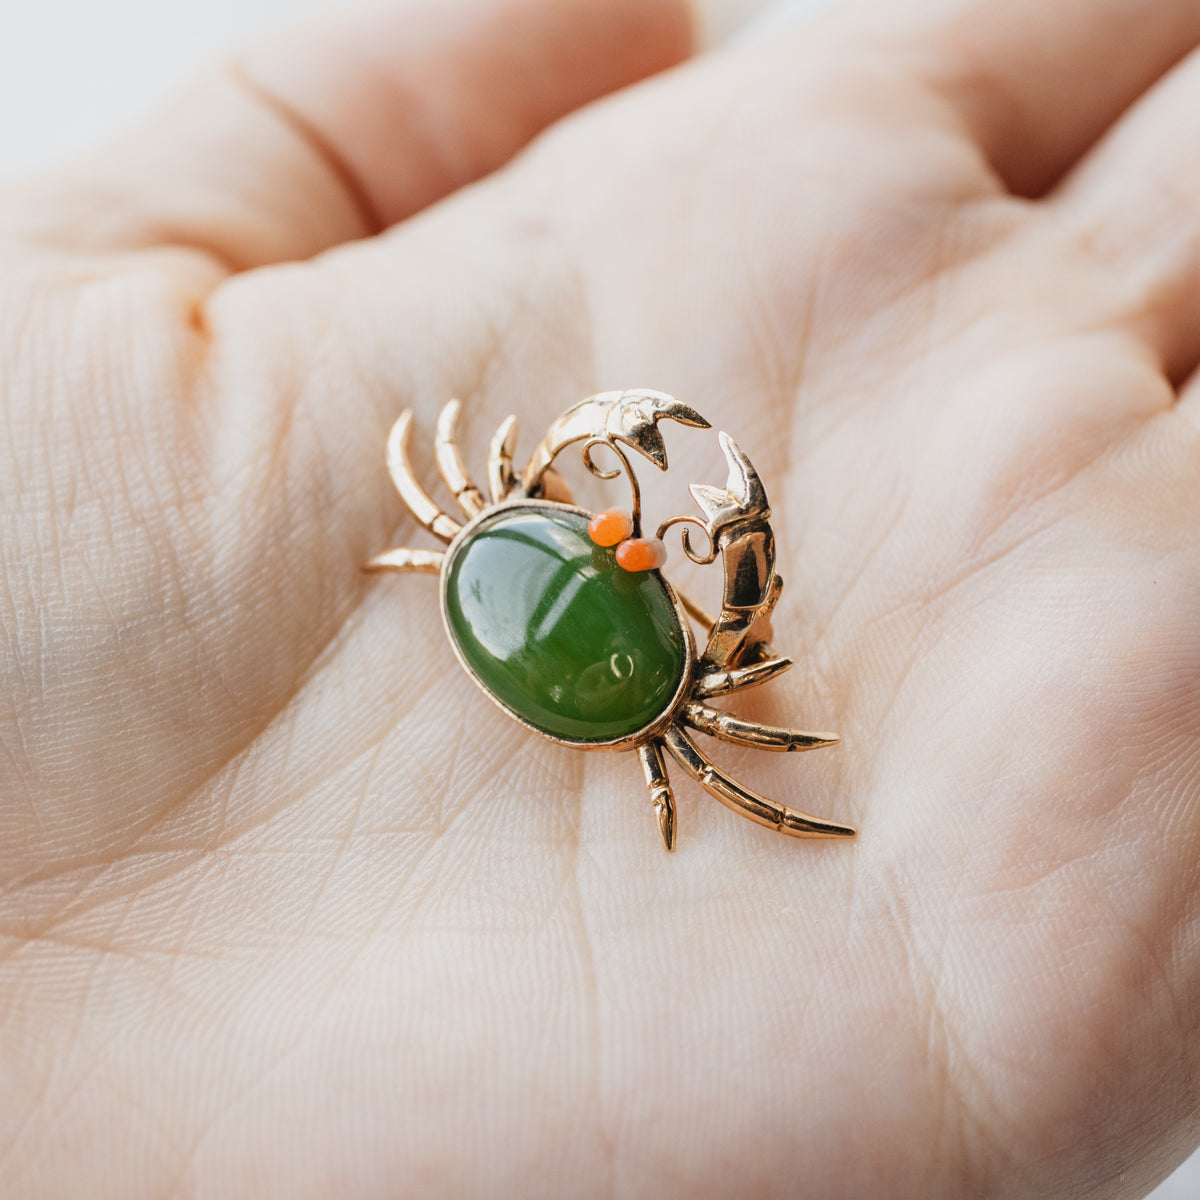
left=437, top=498, right=697, bottom=753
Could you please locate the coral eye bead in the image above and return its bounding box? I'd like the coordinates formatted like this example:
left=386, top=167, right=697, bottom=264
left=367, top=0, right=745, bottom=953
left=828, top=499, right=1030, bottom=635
left=616, top=537, right=668, bottom=573
left=588, top=508, right=634, bottom=547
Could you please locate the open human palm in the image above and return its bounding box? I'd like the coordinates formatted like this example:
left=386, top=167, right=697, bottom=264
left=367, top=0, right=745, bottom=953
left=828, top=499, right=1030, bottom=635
left=3, top=0, right=1200, bottom=1195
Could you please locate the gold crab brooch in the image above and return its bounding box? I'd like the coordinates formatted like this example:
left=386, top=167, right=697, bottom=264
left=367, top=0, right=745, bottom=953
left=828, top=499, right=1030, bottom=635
left=366, top=389, right=855, bottom=852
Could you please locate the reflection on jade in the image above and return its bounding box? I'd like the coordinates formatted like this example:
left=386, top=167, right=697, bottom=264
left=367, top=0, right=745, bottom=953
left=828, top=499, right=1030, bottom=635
left=442, top=507, right=686, bottom=742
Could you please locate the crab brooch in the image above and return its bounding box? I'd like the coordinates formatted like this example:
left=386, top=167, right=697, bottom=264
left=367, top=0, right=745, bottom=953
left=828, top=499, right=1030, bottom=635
left=367, top=389, right=855, bottom=852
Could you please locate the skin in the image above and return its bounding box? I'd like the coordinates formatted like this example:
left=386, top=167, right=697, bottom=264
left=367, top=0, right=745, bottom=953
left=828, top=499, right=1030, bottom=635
left=1, top=0, right=1199, bottom=1194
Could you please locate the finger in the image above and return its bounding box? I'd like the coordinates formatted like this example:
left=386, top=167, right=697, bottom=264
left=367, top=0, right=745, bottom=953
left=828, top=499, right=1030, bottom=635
left=0, top=0, right=692, bottom=270
left=1176, top=361, right=1200, bottom=435
left=834, top=0, right=1200, bottom=197
left=1049, top=45, right=1200, bottom=383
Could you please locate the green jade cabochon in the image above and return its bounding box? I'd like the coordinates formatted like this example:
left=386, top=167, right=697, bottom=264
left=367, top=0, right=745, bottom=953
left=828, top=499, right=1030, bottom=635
left=442, top=507, right=687, bottom=743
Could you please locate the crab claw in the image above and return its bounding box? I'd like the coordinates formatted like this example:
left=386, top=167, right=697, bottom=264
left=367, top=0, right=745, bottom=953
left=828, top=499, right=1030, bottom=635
left=520, top=389, right=709, bottom=494
left=689, top=432, right=769, bottom=532
left=688, top=432, right=779, bottom=669
left=602, top=389, right=709, bottom=471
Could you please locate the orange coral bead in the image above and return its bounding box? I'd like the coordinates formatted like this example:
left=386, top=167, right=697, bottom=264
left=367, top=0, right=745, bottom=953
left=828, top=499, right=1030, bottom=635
left=588, top=508, right=634, bottom=548
left=616, top=537, right=668, bottom=573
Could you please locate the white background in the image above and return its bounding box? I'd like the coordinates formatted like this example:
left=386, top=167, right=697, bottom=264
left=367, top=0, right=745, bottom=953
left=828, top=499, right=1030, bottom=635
left=0, top=0, right=1195, bottom=1195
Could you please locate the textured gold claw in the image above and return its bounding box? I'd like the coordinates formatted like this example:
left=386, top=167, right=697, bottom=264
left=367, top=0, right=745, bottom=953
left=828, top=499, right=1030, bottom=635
left=521, top=389, right=710, bottom=496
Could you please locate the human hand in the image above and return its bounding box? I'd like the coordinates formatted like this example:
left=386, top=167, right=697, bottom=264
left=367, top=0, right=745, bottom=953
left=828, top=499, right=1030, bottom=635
left=2, top=0, right=1199, bottom=1196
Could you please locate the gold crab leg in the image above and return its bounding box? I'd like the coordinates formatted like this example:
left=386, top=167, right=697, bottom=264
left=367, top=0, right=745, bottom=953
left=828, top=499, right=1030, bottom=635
left=662, top=726, right=855, bottom=839
left=682, top=702, right=838, bottom=753
left=365, top=547, right=444, bottom=574
left=487, top=414, right=519, bottom=503
left=676, top=589, right=715, bottom=633
left=677, top=587, right=780, bottom=676
left=386, top=411, right=462, bottom=542
left=638, top=743, right=676, bottom=853
left=538, top=467, right=575, bottom=504
left=435, top=400, right=486, bottom=520
left=702, top=573, right=783, bottom=669
left=693, top=657, right=794, bottom=698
